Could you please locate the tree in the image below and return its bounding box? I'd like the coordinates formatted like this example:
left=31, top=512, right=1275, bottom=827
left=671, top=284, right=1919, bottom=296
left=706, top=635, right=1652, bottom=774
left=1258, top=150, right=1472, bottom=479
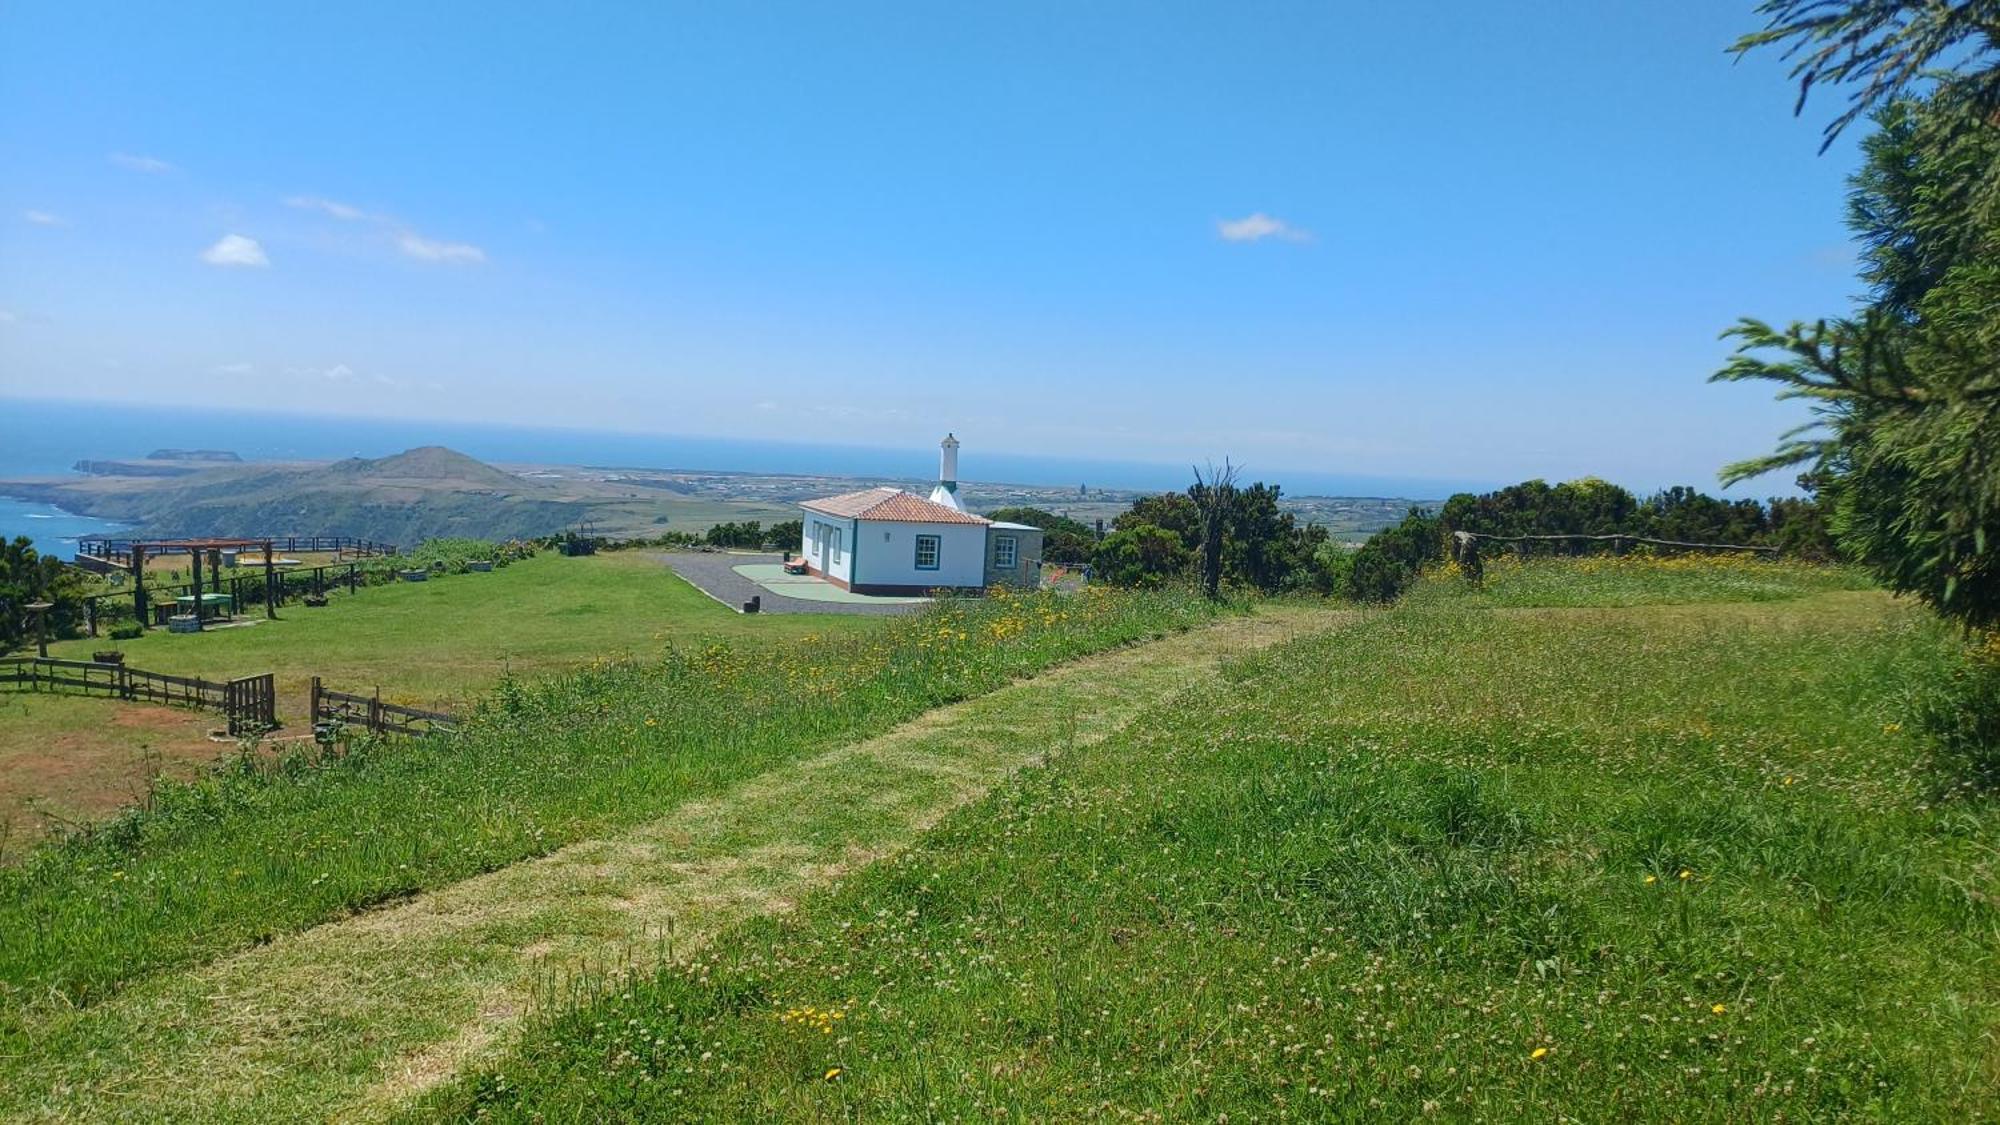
left=1347, top=509, right=1441, bottom=603
left=1190, top=462, right=1240, bottom=599
left=1090, top=525, right=1193, bottom=589
left=0, top=538, right=87, bottom=654
left=1733, top=0, right=2000, bottom=150
left=1718, top=7, right=2000, bottom=628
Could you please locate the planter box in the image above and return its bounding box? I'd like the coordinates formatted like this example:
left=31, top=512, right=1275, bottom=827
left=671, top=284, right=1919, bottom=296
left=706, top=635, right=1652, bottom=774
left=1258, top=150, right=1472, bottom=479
left=467, top=560, right=494, bottom=572
left=92, top=650, right=125, bottom=665
left=399, top=569, right=430, bottom=583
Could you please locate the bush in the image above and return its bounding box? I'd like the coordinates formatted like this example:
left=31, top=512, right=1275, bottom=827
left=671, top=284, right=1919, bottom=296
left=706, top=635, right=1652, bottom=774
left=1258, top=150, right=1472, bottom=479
left=108, top=624, right=144, bottom=642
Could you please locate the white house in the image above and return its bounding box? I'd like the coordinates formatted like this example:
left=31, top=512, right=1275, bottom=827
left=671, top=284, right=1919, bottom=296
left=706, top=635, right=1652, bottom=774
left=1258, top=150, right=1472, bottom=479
left=798, top=435, right=1045, bottom=595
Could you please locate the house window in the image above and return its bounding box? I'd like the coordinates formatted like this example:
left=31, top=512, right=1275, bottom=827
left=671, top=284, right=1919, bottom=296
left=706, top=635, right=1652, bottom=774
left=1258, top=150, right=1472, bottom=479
left=914, top=534, right=940, bottom=570
left=994, top=535, right=1017, bottom=569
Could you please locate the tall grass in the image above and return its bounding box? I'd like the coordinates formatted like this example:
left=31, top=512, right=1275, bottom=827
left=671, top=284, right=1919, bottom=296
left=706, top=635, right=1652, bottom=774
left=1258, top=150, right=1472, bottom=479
left=418, top=565, right=1998, bottom=1121
left=1416, top=551, right=1875, bottom=608
left=0, top=586, right=1220, bottom=1012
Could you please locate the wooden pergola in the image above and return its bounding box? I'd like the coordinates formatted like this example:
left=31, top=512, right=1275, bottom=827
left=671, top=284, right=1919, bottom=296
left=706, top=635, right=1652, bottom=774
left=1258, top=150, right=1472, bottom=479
left=126, top=538, right=280, bottom=632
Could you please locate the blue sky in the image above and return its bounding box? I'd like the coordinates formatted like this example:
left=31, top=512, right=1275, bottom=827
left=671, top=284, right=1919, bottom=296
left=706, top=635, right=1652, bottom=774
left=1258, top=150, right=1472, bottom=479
left=0, top=3, right=1860, bottom=493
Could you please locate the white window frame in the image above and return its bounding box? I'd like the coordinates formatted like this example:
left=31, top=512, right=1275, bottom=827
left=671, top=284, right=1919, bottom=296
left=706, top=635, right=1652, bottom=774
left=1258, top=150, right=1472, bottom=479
left=994, top=535, right=1017, bottom=569
left=914, top=534, right=940, bottom=570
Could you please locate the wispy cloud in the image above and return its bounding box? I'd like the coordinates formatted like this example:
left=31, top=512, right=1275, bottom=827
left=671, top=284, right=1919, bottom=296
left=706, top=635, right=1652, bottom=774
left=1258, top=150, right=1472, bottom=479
left=213, top=361, right=255, bottom=375
left=201, top=233, right=270, bottom=268
left=22, top=210, right=66, bottom=227
left=285, top=195, right=371, bottom=222
left=0, top=309, right=18, bottom=324
left=110, top=152, right=175, bottom=174
left=287, top=191, right=488, bottom=265
left=397, top=232, right=486, bottom=264
left=283, top=362, right=354, bottom=381
left=1216, top=212, right=1312, bottom=244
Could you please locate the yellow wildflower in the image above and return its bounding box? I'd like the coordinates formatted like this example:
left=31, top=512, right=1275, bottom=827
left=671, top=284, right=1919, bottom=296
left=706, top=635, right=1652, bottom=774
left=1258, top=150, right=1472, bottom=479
left=1711, top=1003, right=1727, bottom=1014
left=1530, top=1047, right=1549, bottom=1060
left=824, top=1066, right=844, bottom=1081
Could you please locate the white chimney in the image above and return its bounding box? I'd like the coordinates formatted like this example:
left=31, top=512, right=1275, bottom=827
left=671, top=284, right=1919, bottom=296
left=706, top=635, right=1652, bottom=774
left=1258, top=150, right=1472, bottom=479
left=928, top=432, right=963, bottom=511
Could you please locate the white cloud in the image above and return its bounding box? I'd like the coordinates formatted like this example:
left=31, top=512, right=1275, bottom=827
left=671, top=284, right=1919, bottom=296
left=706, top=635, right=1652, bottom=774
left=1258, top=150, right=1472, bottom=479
left=110, top=152, right=174, bottom=174
left=0, top=309, right=18, bottom=324
left=22, top=210, right=66, bottom=226
left=213, top=361, right=254, bottom=375
left=397, top=232, right=486, bottom=264
left=200, top=233, right=270, bottom=268
left=1216, top=212, right=1312, bottom=244
left=282, top=363, right=356, bottom=381
left=285, top=195, right=370, bottom=221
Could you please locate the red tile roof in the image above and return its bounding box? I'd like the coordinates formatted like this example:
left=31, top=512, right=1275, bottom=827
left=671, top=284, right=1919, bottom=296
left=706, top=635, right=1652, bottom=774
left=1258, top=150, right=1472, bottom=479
left=800, top=487, right=990, bottom=525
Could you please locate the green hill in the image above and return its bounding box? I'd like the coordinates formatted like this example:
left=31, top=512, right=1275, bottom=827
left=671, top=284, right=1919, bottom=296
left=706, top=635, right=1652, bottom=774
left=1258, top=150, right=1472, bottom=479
left=9, top=446, right=592, bottom=546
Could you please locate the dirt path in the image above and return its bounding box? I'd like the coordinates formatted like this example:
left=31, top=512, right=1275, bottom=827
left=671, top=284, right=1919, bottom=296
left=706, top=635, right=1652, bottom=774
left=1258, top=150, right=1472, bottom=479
left=0, top=605, right=1344, bottom=1123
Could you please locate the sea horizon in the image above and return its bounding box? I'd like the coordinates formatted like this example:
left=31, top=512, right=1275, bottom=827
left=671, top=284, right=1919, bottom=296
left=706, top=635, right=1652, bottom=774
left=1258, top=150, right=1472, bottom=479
left=0, top=396, right=1488, bottom=558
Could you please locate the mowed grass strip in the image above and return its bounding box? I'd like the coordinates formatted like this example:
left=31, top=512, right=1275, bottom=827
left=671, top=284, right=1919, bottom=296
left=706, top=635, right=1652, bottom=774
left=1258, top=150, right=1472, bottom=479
left=421, top=562, right=1999, bottom=1122
left=0, top=606, right=1333, bottom=1124
left=0, top=587, right=1219, bottom=1012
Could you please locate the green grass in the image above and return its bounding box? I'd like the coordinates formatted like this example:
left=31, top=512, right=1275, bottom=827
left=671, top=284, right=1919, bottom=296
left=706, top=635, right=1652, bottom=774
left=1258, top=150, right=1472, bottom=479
left=0, top=586, right=1222, bottom=1014
left=1422, top=551, right=1877, bottom=608
left=45, top=551, right=873, bottom=714
left=0, top=607, right=1320, bottom=1123
left=419, top=560, right=1998, bottom=1121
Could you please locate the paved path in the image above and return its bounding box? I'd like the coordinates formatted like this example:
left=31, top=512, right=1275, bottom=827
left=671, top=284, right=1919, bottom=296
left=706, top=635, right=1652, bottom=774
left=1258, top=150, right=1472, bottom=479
left=656, top=550, right=923, bottom=616
left=0, top=606, right=1345, bottom=1123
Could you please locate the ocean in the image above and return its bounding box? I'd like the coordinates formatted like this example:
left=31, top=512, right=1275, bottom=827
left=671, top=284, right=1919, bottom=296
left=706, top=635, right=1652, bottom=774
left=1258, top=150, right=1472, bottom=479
left=0, top=397, right=1479, bottom=559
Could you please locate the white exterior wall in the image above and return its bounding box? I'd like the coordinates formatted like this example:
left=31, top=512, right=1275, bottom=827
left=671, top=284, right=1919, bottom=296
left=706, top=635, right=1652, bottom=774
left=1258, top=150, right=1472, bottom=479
left=801, top=514, right=856, bottom=584
left=852, top=520, right=987, bottom=589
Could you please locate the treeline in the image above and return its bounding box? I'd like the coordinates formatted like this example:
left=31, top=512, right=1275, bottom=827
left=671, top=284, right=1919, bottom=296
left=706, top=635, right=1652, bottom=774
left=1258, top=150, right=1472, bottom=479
left=1008, top=485, right=1343, bottom=595
left=1348, top=478, right=1834, bottom=602
left=1075, top=476, right=1833, bottom=602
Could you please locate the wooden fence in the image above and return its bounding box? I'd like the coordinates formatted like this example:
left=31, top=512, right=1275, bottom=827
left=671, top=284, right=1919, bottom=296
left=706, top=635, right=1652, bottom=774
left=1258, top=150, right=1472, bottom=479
left=0, top=658, right=276, bottom=736
left=309, top=677, right=459, bottom=739
left=77, top=535, right=397, bottom=567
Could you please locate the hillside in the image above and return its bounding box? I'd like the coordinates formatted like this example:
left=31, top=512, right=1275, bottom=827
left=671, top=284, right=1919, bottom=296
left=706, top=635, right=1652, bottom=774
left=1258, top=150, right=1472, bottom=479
left=5, top=446, right=592, bottom=546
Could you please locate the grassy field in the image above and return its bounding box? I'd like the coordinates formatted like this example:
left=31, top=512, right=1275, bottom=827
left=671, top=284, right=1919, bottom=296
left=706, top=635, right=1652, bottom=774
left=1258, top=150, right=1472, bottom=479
left=0, top=601, right=1304, bottom=1122
left=2, top=552, right=878, bottom=855
left=417, top=559, right=1999, bottom=1121
left=48, top=551, right=874, bottom=713
left=0, top=586, right=1221, bottom=1018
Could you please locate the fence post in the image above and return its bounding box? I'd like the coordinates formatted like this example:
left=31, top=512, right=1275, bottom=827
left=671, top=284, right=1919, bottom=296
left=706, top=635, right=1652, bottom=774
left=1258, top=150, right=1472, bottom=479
left=369, top=688, right=383, bottom=736
left=264, top=541, right=279, bottom=619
